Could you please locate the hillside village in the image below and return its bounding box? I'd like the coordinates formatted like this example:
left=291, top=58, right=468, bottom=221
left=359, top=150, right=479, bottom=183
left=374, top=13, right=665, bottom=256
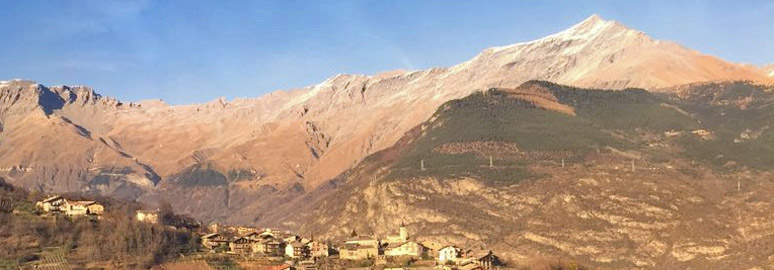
left=30, top=194, right=502, bottom=270
left=196, top=223, right=501, bottom=270
left=35, top=195, right=104, bottom=218
left=194, top=224, right=503, bottom=270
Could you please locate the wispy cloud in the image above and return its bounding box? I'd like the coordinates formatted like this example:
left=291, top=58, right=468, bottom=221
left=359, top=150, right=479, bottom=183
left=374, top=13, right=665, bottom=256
left=37, top=0, right=151, bottom=38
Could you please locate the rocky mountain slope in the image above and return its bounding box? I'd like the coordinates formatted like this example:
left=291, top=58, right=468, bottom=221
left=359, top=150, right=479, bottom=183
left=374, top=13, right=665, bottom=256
left=0, top=15, right=771, bottom=225
left=270, top=81, right=774, bottom=269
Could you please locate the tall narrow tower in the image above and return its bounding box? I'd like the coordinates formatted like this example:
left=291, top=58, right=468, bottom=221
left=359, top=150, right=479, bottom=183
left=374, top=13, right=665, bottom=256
left=399, top=222, right=408, bottom=241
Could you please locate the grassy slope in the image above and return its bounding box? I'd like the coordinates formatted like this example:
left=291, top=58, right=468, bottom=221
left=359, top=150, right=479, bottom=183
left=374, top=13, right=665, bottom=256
left=389, top=89, right=621, bottom=182
left=672, top=81, right=774, bottom=170
left=387, top=81, right=774, bottom=183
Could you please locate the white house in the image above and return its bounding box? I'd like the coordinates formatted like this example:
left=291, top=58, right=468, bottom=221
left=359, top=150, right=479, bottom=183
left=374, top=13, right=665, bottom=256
left=136, top=209, right=159, bottom=224
left=62, top=200, right=104, bottom=216
left=384, top=241, right=426, bottom=257
left=438, top=246, right=460, bottom=263
left=36, top=195, right=64, bottom=212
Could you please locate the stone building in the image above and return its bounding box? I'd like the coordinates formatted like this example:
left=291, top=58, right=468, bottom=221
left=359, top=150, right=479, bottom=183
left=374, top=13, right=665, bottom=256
left=252, top=238, right=283, bottom=256
left=136, top=210, right=159, bottom=224
left=462, top=250, right=501, bottom=270
left=384, top=241, right=426, bottom=258
left=340, top=235, right=380, bottom=260
left=229, top=237, right=253, bottom=254
left=307, top=240, right=330, bottom=258
left=62, top=200, right=104, bottom=217
left=202, top=233, right=229, bottom=250
left=285, top=241, right=309, bottom=258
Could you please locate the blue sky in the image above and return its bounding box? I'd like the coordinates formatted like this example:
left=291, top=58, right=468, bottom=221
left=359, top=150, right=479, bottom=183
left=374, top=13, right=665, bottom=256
left=0, top=1, right=772, bottom=104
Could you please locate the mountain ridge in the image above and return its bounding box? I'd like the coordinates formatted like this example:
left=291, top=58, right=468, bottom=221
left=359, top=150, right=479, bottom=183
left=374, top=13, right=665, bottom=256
left=1, top=14, right=772, bottom=226
left=4, top=16, right=771, bottom=108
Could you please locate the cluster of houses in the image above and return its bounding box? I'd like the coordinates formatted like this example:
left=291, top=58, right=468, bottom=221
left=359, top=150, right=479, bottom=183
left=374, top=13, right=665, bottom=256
left=200, top=227, right=329, bottom=259
left=338, top=224, right=500, bottom=270
left=35, top=195, right=104, bottom=218
left=32, top=194, right=500, bottom=270
left=201, top=223, right=501, bottom=270
left=36, top=195, right=168, bottom=226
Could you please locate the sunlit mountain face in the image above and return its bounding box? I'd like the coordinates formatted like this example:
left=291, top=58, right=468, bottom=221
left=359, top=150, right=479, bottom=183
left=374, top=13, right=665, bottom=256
left=2, top=13, right=774, bottom=270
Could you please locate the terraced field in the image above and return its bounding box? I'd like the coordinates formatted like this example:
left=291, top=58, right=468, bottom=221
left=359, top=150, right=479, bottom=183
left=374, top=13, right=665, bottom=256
left=33, top=249, right=72, bottom=270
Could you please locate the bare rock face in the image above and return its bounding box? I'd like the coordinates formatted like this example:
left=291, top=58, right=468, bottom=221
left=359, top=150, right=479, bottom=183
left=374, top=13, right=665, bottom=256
left=0, top=15, right=771, bottom=224
left=289, top=169, right=774, bottom=269
left=0, top=80, right=156, bottom=200
left=269, top=81, right=774, bottom=269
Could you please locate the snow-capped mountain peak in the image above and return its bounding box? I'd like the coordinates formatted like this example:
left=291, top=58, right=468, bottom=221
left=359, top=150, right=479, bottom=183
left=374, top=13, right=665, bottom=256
left=556, top=14, right=629, bottom=40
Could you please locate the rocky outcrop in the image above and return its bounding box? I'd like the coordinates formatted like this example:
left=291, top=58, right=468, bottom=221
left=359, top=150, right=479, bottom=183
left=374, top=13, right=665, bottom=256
left=271, top=157, right=774, bottom=269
